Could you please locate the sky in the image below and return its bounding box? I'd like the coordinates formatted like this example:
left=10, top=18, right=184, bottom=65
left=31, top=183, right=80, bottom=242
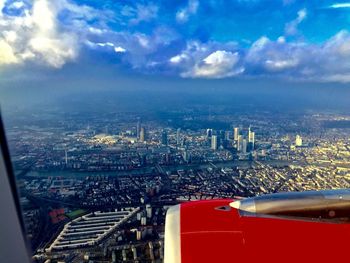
left=1, top=0, right=350, bottom=110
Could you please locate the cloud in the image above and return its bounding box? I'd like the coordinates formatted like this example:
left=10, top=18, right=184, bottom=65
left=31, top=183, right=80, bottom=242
left=2, top=0, right=350, bottom=84
left=165, top=30, right=350, bottom=81
left=169, top=53, right=188, bottom=64
left=0, top=39, right=18, bottom=64
left=181, top=50, right=244, bottom=78
left=176, top=0, right=199, bottom=23
left=285, top=8, right=307, bottom=36
left=283, top=0, right=296, bottom=5
left=265, top=58, right=298, bottom=71
left=246, top=36, right=301, bottom=72
left=114, top=46, right=126, bottom=53
left=0, top=0, right=77, bottom=67
left=242, top=30, right=350, bottom=82
left=0, top=0, right=109, bottom=68
left=167, top=40, right=240, bottom=77
left=0, top=0, right=5, bottom=12
left=327, top=2, right=350, bottom=9
left=128, top=3, right=159, bottom=25
left=87, top=40, right=126, bottom=53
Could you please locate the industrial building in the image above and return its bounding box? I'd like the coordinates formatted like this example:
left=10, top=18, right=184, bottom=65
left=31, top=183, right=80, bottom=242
left=46, top=207, right=139, bottom=252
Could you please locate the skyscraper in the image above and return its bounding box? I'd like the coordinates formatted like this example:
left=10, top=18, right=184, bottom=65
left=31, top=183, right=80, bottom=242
left=225, top=131, right=230, bottom=141
left=176, top=128, right=181, bottom=145
left=65, top=149, right=68, bottom=165
left=237, top=135, right=243, bottom=151
left=161, top=130, right=168, bottom=146
left=183, top=151, right=191, bottom=163
left=140, top=127, right=146, bottom=142
left=136, top=119, right=141, bottom=139
left=234, top=127, right=239, bottom=141
left=206, top=129, right=213, bottom=138
left=248, top=128, right=255, bottom=151
left=242, top=139, right=247, bottom=154
left=211, top=135, right=218, bottom=150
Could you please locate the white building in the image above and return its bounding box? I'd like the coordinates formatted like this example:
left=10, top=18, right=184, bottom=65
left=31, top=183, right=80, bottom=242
left=234, top=127, right=239, bottom=141
left=295, top=135, right=303, bottom=147
left=211, top=135, right=218, bottom=150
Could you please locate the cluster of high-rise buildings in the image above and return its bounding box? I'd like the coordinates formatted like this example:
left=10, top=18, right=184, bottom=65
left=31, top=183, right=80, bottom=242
left=137, top=120, right=185, bottom=147
left=236, top=127, right=255, bottom=153
left=207, top=126, right=255, bottom=153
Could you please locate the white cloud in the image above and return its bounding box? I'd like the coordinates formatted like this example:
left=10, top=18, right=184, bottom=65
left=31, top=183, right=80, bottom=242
left=0, top=39, right=18, bottom=64
left=265, top=58, right=299, bottom=71
left=251, top=36, right=270, bottom=50
left=285, top=8, right=307, bottom=36
left=183, top=50, right=244, bottom=78
left=297, top=9, right=307, bottom=21
left=328, top=2, right=350, bottom=9
left=136, top=34, right=150, bottom=48
left=88, top=27, right=106, bottom=35
left=176, top=0, right=199, bottom=23
left=3, top=30, right=17, bottom=42
left=277, top=36, right=286, bottom=44
left=0, top=0, right=107, bottom=68
left=169, top=54, right=188, bottom=64
left=246, top=36, right=270, bottom=63
left=29, top=35, right=77, bottom=68
left=0, top=0, right=75, bottom=67
left=85, top=40, right=126, bottom=53
left=324, top=30, right=350, bottom=56
left=121, top=3, right=158, bottom=25
left=0, top=0, right=5, bottom=13
left=96, top=42, right=114, bottom=47
left=132, top=3, right=158, bottom=24
left=243, top=30, right=350, bottom=82
left=114, top=46, right=126, bottom=53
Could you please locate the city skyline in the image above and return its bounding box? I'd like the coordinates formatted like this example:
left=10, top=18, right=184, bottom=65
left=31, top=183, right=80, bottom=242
left=1, top=1, right=350, bottom=262
left=6, top=105, right=350, bottom=262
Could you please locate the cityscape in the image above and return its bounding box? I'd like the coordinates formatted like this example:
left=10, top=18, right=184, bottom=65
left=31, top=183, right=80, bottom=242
left=4, top=105, right=350, bottom=262
left=2, top=0, right=350, bottom=262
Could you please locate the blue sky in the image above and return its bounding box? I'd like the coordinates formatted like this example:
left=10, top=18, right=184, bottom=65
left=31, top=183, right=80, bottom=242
left=2, top=0, right=350, bottom=82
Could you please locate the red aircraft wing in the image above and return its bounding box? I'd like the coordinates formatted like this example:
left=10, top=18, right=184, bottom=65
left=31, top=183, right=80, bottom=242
left=165, top=199, right=350, bottom=263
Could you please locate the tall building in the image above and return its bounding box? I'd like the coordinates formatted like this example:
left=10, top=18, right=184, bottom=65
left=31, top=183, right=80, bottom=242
left=211, top=135, right=218, bottom=150
left=206, top=129, right=213, bottom=138
left=225, top=131, right=230, bottom=141
left=237, top=135, right=243, bottom=151
left=248, top=128, right=255, bottom=150
left=140, top=127, right=146, bottom=142
left=242, top=139, right=247, bottom=154
left=295, top=135, right=303, bottom=147
left=234, top=127, right=239, bottom=141
left=136, top=120, right=141, bottom=139
left=161, top=130, right=168, bottom=146
left=146, top=204, right=152, bottom=218
left=176, top=128, right=181, bottom=145
left=64, top=149, right=68, bottom=165
left=183, top=151, right=191, bottom=162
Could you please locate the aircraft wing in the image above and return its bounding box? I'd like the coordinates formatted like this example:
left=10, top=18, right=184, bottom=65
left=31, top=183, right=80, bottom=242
left=164, top=193, right=350, bottom=263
